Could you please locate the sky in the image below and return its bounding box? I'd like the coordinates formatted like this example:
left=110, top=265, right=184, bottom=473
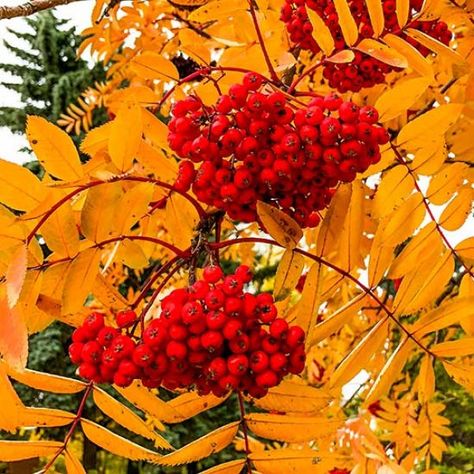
left=0, top=0, right=94, bottom=164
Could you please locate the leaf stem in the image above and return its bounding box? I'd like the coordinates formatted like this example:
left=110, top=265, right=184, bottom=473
left=41, top=382, right=93, bottom=472
left=237, top=391, right=253, bottom=474
left=287, top=61, right=323, bottom=94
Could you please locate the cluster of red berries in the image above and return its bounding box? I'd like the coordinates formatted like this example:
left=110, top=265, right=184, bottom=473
left=168, top=76, right=389, bottom=227
left=69, top=265, right=306, bottom=398
left=281, top=0, right=452, bottom=92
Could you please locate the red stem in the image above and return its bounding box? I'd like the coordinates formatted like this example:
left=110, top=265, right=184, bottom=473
left=210, top=238, right=437, bottom=358
left=238, top=391, right=253, bottom=474
left=26, top=176, right=207, bottom=244
left=287, top=61, right=323, bottom=94
left=391, top=144, right=474, bottom=279
left=42, top=382, right=93, bottom=472
left=247, top=0, right=280, bottom=84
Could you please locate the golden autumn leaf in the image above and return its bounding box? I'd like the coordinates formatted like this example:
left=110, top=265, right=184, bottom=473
left=273, top=249, right=305, bottom=301
left=65, top=449, right=87, bottom=474
left=443, top=362, right=474, bottom=393
left=26, top=115, right=83, bottom=181
left=245, top=413, right=340, bottom=443
left=108, top=103, right=143, bottom=171
left=6, top=365, right=86, bottom=393
left=157, top=422, right=240, bottom=466
left=92, top=387, right=173, bottom=449
left=166, top=392, right=229, bottom=423
left=395, top=0, right=410, bottom=27
left=257, top=201, right=303, bottom=249
left=165, top=192, right=200, bottom=250
left=0, top=158, right=47, bottom=211
left=0, top=299, right=28, bottom=369
left=61, top=247, right=102, bottom=314
left=6, top=244, right=27, bottom=308
left=199, top=459, right=246, bottom=474
left=439, top=187, right=474, bottom=231
left=0, top=440, right=63, bottom=462
left=81, top=419, right=163, bottom=462
left=356, top=38, right=408, bottom=68
left=418, top=356, right=435, bottom=404
left=333, top=0, right=359, bottom=45
left=250, top=449, right=350, bottom=474
left=130, top=51, right=180, bottom=81
left=305, top=8, right=335, bottom=56
left=365, top=0, right=384, bottom=36
left=326, top=49, right=354, bottom=63
left=430, top=338, right=474, bottom=358
left=17, top=406, right=75, bottom=428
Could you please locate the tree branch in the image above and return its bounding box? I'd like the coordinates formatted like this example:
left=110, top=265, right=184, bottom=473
left=0, top=0, right=83, bottom=20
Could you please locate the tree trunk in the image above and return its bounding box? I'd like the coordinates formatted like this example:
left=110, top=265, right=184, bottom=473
left=83, top=435, right=98, bottom=471
left=8, top=459, right=39, bottom=474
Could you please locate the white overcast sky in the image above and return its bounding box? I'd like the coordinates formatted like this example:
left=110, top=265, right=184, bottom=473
left=0, top=0, right=94, bottom=164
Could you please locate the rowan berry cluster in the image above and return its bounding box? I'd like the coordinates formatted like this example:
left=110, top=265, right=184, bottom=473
left=280, top=0, right=452, bottom=92
left=69, top=265, right=306, bottom=398
left=168, top=76, right=389, bottom=227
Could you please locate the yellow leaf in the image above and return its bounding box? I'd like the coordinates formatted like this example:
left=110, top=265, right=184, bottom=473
left=157, top=422, right=239, bottom=466
left=93, top=387, right=173, bottom=450
left=431, top=338, right=474, bottom=358
left=411, top=297, right=473, bottom=335
left=26, top=116, right=83, bottom=181
left=410, top=139, right=447, bottom=176
left=115, top=381, right=176, bottom=427
left=246, top=413, right=340, bottom=443
left=395, top=0, right=409, bottom=27
left=439, top=187, right=473, bottom=231
left=0, top=362, right=23, bottom=432
left=17, top=406, right=75, bottom=427
left=418, top=356, right=435, bottom=403
left=6, top=244, right=27, bottom=308
left=41, top=200, right=80, bottom=258
left=252, top=379, right=331, bottom=413
left=167, top=392, right=229, bottom=423
left=365, top=338, right=415, bottom=404
left=199, top=459, right=246, bottom=474
left=130, top=51, right=179, bottom=81
left=250, top=449, right=349, bottom=474
left=365, top=0, right=384, bottom=36
left=189, top=0, right=245, bottom=23
left=117, top=239, right=149, bottom=269
left=0, top=158, right=48, bottom=211
left=0, top=298, right=28, bottom=369
left=142, top=110, right=172, bottom=153
left=356, top=38, right=408, bottom=68
left=114, top=183, right=154, bottom=234
left=80, top=122, right=113, bottom=157
left=455, top=237, right=474, bottom=262
left=330, top=316, right=389, bottom=388
left=65, top=449, right=86, bottom=474
left=273, top=250, right=305, bottom=301
left=316, top=184, right=352, bottom=255
left=406, top=28, right=464, bottom=64
left=397, top=104, right=464, bottom=148
left=375, top=77, right=430, bottom=122
left=312, top=293, right=367, bottom=343
left=7, top=365, right=86, bottom=393
left=81, top=182, right=122, bottom=242
left=459, top=275, right=474, bottom=335
left=369, top=217, right=395, bottom=285
left=136, top=141, right=178, bottom=183
left=337, top=181, right=365, bottom=271
left=0, top=440, right=63, bottom=461
left=443, top=362, right=474, bottom=393
left=93, top=274, right=129, bottom=311
left=257, top=202, right=303, bottom=249
left=334, top=0, right=359, bottom=45
left=393, top=252, right=453, bottom=315
left=326, top=49, right=354, bottom=63
left=305, top=8, right=335, bottom=56
left=379, top=193, right=425, bottom=247
left=373, top=166, right=413, bottom=217
left=62, top=248, right=102, bottom=314
left=108, top=103, right=143, bottom=171
left=81, top=419, right=163, bottom=462
left=165, top=193, right=199, bottom=250
left=294, top=262, right=322, bottom=347
left=383, top=33, right=433, bottom=77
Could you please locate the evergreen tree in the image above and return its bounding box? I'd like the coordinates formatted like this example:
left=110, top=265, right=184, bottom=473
left=0, top=11, right=105, bottom=134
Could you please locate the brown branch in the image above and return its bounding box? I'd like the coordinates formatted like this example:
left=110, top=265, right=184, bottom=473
left=0, top=0, right=83, bottom=19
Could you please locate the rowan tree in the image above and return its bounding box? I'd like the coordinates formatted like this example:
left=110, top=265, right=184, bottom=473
left=0, top=0, right=473, bottom=473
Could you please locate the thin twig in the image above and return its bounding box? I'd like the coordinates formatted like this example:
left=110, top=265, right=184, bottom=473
left=238, top=391, right=253, bottom=474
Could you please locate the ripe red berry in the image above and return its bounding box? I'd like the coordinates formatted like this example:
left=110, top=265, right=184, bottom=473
left=201, top=331, right=224, bottom=352
left=83, top=312, right=105, bottom=335
left=115, top=309, right=137, bottom=328
left=270, top=318, right=289, bottom=339
left=78, top=363, right=98, bottom=380
left=166, top=341, right=188, bottom=360
left=132, top=344, right=154, bottom=367
left=82, top=341, right=103, bottom=364
left=227, top=354, right=249, bottom=376
left=270, top=353, right=288, bottom=372
left=256, top=370, right=279, bottom=388
left=68, top=342, right=83, bottom=364
left=250, top=351, right=269, bottom=373
left=97, top=326, right=119, bottom=347
left=286, top=326, right=305, bottom=348
left=111, top=335, right=135, bottom=359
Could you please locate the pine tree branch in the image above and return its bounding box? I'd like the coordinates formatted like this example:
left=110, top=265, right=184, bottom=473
left=0, top=0, right=84, bottom=20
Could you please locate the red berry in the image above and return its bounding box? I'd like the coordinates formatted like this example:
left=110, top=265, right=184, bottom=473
left=270, top=353, right=288, bottom=372
left=78, top=363, right=97, bottom=380
left=97, top=326, right=119, bottom=347
left=256, top=370, right=279, bottom=388
left=82, top=341, right=103, bottom=364
left=270, top=318, right=289, bottom=339
left=286, top=326, right=305, bottom=348
left=68, top=343, right=84, bottom=364
left=83, top=312, right=105, bottom=335
left=110, top=335, right=135, bottom=359
left=166, top=341, right=188, bottom=360
left=201, top=331, right=224, bottom=352
left=132, top=344, right=154, bottom=367
left=250, top=351, right=269, bottom=373
left=227, top=354, right=249, bottom=376
left=115, top=309, right=137, bottom=328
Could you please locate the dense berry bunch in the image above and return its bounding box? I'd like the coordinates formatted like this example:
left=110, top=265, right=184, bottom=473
left=69, top=265, right=306, bottom=398
left=168, top=79, right=389, bottom=227
left=281, top=0, right=452, bottom=92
